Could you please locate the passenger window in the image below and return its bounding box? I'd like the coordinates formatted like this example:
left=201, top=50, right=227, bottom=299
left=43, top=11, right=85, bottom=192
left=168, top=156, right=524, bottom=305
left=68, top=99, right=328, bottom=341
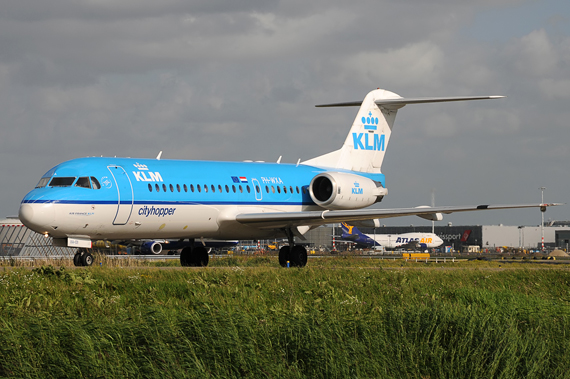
left=277, top=186, right=281, bottom=194
left=271, top=186, right=275, bottom=194
left=239, top=185, right=243, bottom=193
left=198, top=185, right=201, bottom=193
left=225, top=185, right=229, bottom=193
left=204, top=185, right=208, bottom=193
left=296, top=186, right=299, bottom=194
left=35, top=177, right=50, bottom=188
left=218, top=185, right=223, bottom=193
left=211, top=185, right=215, bottom=193
left=184, top=184, right=188, bottom=192
left=232, top=185, right=236, bottom=193
left=155, top=184, right=160, bottom=192
left=302, top=187, right=306, bottom=194
left=91, top=177, right=101, bottom=189
left=265, top=186, right=269, bottom=193
left=190, top=184, right=194, bottom=192
left=247, top=185, right=251, bottom=193
left=289, top=186, right=293, bottom=193
left=75, top=177, right=91, bottom=188
left=256, top=185, right=260, bottom=193
left=283, top=186, right=287, bottom=194
left=169, top=184, right=174, bottom=192
left=177, top=184, right=181, bottom=192
left=162, top=184, right=167, bottom=192
left=49, top=177, right=76, bottom=187
left=148, top=184, right=153, bottom=192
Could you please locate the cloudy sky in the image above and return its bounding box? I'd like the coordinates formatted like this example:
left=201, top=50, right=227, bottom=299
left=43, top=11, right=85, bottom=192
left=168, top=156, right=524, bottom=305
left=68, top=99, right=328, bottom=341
left=1, top=0, right=569, bottom=227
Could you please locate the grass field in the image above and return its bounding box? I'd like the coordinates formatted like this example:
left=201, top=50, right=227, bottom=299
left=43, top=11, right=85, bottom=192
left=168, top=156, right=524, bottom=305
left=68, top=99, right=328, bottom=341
left=1, top=257, right=569, bottom=378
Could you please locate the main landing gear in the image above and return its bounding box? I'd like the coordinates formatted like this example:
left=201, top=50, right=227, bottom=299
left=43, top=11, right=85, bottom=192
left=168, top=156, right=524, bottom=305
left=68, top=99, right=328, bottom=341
left=278, top=229, right=308, bottom=268
left=180, top=243, right=210, bottom=267
left=73, top=249, right=94, bottom=267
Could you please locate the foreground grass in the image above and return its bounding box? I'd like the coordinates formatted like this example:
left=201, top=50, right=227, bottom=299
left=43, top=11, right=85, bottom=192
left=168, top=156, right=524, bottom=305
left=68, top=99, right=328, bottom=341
left=1, top=262, right=569, bottom=378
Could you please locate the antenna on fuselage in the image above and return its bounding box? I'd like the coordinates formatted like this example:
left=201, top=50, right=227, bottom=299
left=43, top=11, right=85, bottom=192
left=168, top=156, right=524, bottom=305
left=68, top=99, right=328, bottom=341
left=156, top=151, right=163, bottom=160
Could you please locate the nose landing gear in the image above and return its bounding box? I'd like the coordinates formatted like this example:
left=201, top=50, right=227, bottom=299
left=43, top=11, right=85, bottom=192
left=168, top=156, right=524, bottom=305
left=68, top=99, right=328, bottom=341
left=73, top=249, right=94, bottom=267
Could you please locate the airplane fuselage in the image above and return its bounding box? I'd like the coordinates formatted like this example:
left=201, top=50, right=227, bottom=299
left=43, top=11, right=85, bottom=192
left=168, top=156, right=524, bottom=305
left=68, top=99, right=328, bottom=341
left=372, top=233, right=443, bottom=249
left=19, top=157, right=385, bottom=241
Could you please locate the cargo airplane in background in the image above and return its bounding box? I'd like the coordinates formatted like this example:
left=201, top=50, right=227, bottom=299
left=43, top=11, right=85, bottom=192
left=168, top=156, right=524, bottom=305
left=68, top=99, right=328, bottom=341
left=18, top=88, right=559, bottom=267
left=340, top=223, right=443, bottom=250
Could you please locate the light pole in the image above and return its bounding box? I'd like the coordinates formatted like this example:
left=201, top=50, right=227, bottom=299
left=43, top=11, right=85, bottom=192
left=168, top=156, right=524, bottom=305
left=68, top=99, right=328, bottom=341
left=540, top=187, right=546, bottom=251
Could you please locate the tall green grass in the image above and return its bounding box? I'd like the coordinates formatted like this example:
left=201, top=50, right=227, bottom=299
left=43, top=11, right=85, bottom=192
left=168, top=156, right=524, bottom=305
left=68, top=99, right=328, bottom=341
left=1, top=264, right=569, bottom=378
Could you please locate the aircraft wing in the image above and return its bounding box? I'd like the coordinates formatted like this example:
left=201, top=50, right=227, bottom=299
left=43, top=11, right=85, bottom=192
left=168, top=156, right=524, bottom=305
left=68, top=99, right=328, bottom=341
left=235, top=203, right=561, bottom=229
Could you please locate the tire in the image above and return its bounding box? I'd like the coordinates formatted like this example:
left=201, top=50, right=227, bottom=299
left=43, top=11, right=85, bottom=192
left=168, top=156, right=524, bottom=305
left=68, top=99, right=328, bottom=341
left=278, top=246, right=290, bottom=267
left=81, top=252, right=94, bottom=266
left=193, top=247, right=209, bottom=267
left=180, top=247, right=192, bottom=267
left=73, top=251, right=83, bottom=267
left=290, top=245, right=308, bottom=267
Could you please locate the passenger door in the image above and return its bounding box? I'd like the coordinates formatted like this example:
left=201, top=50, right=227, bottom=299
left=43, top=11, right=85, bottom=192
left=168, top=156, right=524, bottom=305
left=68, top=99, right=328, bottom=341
left=107, top=165, right=134, bottom=225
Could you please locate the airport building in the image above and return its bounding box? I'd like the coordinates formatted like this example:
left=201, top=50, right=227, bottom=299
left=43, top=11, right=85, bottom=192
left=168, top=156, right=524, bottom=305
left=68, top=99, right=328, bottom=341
left=343, top=224, right=570, bottom=252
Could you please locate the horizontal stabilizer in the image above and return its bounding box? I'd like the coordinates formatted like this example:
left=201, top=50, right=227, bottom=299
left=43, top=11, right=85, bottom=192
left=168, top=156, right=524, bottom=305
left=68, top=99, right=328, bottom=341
left=316, top=95, right=504, bottom=110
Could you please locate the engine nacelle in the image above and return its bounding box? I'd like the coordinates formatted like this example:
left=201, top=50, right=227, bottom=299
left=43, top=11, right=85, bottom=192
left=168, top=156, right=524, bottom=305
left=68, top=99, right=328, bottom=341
left=309, top=172, right=387, bottom=210
left=141, top=241, right=163, bottom=255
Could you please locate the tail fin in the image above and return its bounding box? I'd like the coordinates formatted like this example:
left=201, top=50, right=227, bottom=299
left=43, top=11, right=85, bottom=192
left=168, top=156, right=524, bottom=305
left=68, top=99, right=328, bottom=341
left=302, top=88, right=503, bottom=173
left=341, top=222, right=364, bottom=238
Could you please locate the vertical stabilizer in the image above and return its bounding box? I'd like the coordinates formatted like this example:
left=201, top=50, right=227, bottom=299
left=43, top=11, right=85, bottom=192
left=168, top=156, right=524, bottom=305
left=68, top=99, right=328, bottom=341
left=303, top=89, right=503, bottom=173
left=302, top=89, right=401, bottom=173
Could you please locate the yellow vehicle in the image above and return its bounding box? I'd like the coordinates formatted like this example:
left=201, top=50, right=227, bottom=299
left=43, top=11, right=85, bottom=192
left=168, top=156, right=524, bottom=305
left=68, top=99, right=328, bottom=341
left=402, top=252, right=430, bottom=260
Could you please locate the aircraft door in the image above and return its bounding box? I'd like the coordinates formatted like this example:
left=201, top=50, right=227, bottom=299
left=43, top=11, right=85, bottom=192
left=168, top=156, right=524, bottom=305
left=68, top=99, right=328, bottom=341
left=252, top=178, right=262, bottom=201
left=107, top=165, right=134, bottom=225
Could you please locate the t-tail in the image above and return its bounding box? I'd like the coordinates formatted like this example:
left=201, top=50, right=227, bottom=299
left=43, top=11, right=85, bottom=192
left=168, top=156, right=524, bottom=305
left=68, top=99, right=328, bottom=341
left=302, top=88, right=504, bottom=173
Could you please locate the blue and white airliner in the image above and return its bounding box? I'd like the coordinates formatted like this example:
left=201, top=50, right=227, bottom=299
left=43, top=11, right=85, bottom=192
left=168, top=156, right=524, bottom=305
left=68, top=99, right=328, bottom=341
left=340, top=222, right=443, bottom=250
left=18, top=88, right=558, bottom=267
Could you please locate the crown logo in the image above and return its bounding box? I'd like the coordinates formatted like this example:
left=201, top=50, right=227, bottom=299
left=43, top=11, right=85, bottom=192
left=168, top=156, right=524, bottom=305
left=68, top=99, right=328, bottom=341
left=134, top=162, right=149, bottom=170
left=361, top=112, right=379, bottom=131
left=354, top=182, right=360, bottom=187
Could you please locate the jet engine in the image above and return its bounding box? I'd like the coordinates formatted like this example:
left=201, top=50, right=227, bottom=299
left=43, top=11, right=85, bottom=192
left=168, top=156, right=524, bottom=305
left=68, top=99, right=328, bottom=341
left=309, top=172, right=387, bottom=210
left=141, top=241, right=163, bottom=255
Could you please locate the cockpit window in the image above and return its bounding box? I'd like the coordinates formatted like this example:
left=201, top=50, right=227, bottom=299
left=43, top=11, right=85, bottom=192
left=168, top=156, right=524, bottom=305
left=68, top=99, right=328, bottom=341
left=35, top=177, right=51, bottom=188
left=90, top=177, right=101, bottom=189
left=75, top=177, right=91, bottom=188
left=49, top=177, right=76, bottom=187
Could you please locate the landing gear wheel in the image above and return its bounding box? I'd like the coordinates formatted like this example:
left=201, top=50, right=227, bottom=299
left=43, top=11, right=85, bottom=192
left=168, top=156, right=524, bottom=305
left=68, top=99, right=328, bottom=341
left=192, top=247, right=210, bottom=267
left=180, top=247, right=192, bottom=267
left=279, top=246, right=290, bottom=267
left=81, top=251, right=94, bottom=266
left=73, top=250, right=83, bottom=267
left=290, top=245, right=308, bottom=267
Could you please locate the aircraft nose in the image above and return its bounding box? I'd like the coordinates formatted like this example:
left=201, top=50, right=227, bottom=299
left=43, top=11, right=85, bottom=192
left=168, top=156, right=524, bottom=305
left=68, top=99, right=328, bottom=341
left=19, top=202, right=55, bottom=234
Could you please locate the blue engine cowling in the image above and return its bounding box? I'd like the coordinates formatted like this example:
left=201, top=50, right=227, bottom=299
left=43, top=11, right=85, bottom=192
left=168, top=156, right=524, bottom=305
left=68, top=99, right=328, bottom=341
left=141, top=241, right=163, bottom=255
